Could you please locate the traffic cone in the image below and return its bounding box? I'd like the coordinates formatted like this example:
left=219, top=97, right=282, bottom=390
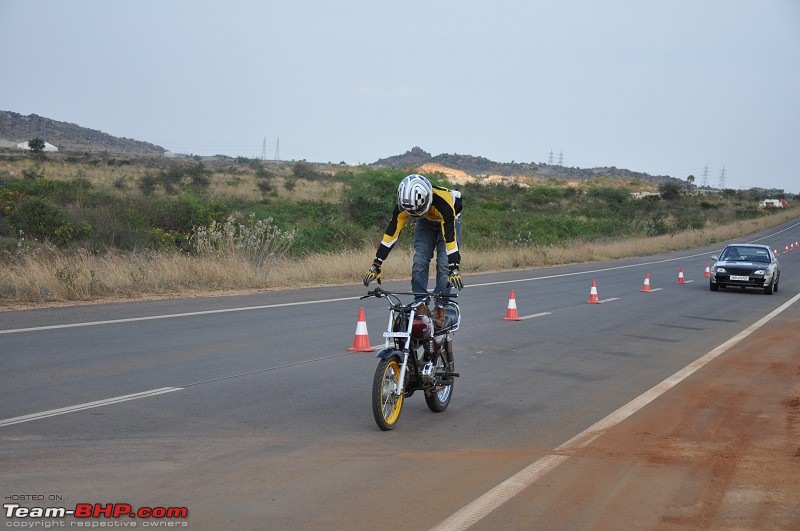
left=587, top=279, right=601, bottom=304
left=785, top=245, right=789, bottom=254
left=641, top=273, right=652, bottom=292
left=347, top=307, right=374, bottom=352
left=704, top=264, right=711, bottom=278
left=503, top=290, right=522, bottom=321
left=676, top=267, right=686, bottom=284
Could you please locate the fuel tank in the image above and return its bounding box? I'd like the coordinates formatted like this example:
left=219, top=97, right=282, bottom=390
left=411, top=315, right=433, bottom=339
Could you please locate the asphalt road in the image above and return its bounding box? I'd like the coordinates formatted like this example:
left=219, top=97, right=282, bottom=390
left=2, top=219, right=799, bottom=529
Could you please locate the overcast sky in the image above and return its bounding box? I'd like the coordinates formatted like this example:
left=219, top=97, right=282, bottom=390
left=2, top=1, right=798, bottom=192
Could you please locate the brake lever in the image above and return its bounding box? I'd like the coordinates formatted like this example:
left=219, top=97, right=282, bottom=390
left=365, top=287, right=385, bottom=298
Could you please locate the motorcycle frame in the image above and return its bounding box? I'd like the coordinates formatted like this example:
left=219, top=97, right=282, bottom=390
left=374, top=295, right=461, bottom=399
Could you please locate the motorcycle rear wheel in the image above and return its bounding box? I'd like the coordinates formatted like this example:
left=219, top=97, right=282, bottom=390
left=372, top=357, right=404, bottom=431
left=425, top=358, right=453, bottom=413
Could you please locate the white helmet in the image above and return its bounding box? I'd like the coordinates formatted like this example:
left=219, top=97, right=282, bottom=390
left=397, top=174, right=433, bottom=217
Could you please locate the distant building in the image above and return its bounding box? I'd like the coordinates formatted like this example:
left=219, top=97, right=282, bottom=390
left=16, top=141, right=58, bottom=152
left=630, top=191, right=661, bottom=199
left=759, top=199, right=788, bottom=208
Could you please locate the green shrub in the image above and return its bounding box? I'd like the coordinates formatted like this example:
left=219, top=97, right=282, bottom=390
left=8, top=198, right=81, bottom=245
left=342, top=168, right=402, bottom=227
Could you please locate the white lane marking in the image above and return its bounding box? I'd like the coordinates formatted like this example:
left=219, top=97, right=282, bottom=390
left=0, top=387, right=182, bottom=427
left=0, top=296, right=359, bottom=334
left=520, top=312, right=551, bottom=320
left=430, top=291, right=800, bottom=531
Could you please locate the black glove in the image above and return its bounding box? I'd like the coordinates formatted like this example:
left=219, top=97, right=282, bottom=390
left=447, top=263, right=463, bottom=290
left=363, top=259, right=382, bottom=286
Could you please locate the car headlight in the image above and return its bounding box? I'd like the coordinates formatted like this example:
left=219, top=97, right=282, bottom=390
left=714, top=267, right=727, bottom=273
left=753, top=270, right=766, bottom=276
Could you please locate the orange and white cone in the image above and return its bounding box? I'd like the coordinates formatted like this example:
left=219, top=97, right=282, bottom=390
left=641, top=273, right=652, bottom=292
left=676, top=267, right=686, bottom=284
left=704, top=264, right=711, bottom=278
left=785, top=245, right=789, bottom=254
left=503, top=290, right=522, bottom=321
left=587, top=279, right=601, bottom=304
left=347, top=307, right=374, bottom=352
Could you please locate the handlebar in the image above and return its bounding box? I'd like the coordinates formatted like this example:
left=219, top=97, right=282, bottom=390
left=361, top=287, right=458, bottom=307
left=363, top=287, right=461, bottom=333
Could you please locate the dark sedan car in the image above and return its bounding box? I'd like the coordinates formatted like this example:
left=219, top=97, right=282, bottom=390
left=709, top=243, right=780, bottom=294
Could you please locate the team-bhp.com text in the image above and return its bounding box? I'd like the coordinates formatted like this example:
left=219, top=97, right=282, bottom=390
left=4, top=503, right=188, bottom=527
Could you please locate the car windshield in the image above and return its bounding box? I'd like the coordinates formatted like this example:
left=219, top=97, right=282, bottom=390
left=721, top=247, right=771, bottom=263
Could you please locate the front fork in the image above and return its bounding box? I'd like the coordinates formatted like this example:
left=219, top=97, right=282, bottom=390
left=396, top=350, right=411, bottom=398
left=390, top=307, right=417, bottom=399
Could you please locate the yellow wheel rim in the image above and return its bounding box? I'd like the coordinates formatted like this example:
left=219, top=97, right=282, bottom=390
left=380, top=360, right=403, bottom=425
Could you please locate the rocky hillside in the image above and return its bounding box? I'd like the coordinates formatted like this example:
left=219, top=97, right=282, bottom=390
left=375, top=146, right=682, bottom=186
left=0, top=110, right=165, bottom=156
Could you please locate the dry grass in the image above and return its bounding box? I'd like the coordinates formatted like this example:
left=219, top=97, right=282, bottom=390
left=0, top=157, right=151, bottom=194
left=0, top=156, right=344, bottom=204
left=2, top=209, right=796, bottom=310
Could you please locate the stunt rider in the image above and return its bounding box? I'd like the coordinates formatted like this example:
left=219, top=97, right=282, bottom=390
left=363, top=173, right=463, bottom=326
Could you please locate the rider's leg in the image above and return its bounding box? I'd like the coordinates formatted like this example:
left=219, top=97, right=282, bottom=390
left=412, top=219, right=438, bottom=301
left=433, top=216, right=461, bottom=327
left=433, top=215, right=462, bottom=295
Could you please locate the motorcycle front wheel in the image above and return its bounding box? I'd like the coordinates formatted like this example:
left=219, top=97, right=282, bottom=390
left=372, top=357, right=404, bottom=431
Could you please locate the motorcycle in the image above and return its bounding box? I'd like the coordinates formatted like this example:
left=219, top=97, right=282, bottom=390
left=361, top=287, right=461, bottom=431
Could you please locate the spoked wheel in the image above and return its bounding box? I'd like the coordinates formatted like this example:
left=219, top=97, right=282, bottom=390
left=425, top=357, right=453, bottom=413
left=372, top=358, right=404, bottom=431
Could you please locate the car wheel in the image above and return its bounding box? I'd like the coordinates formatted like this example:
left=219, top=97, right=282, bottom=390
left=710, top=280, right=718, bottom=291
left=764, top=278, right=774, bottom=295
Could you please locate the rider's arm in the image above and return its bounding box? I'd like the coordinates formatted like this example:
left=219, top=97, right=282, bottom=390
left=374, top=206, right=409, bottom=262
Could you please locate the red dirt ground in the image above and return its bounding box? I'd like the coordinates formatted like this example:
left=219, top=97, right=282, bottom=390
left=475, top=311, right=800, bottom=530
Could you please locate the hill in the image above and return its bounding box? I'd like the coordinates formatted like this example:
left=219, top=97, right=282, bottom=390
left=0, top=110, right=687, bottom=188
left=0, top=110, right=165, bottom=156
left=374, top=146, right=682, bottom=187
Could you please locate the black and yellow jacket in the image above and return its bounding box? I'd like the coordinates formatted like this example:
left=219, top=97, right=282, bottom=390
left=374, top=186, right=462, bottom=265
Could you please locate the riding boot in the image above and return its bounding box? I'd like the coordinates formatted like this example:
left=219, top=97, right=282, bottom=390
left=433, top=306, right=446, bottom=328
